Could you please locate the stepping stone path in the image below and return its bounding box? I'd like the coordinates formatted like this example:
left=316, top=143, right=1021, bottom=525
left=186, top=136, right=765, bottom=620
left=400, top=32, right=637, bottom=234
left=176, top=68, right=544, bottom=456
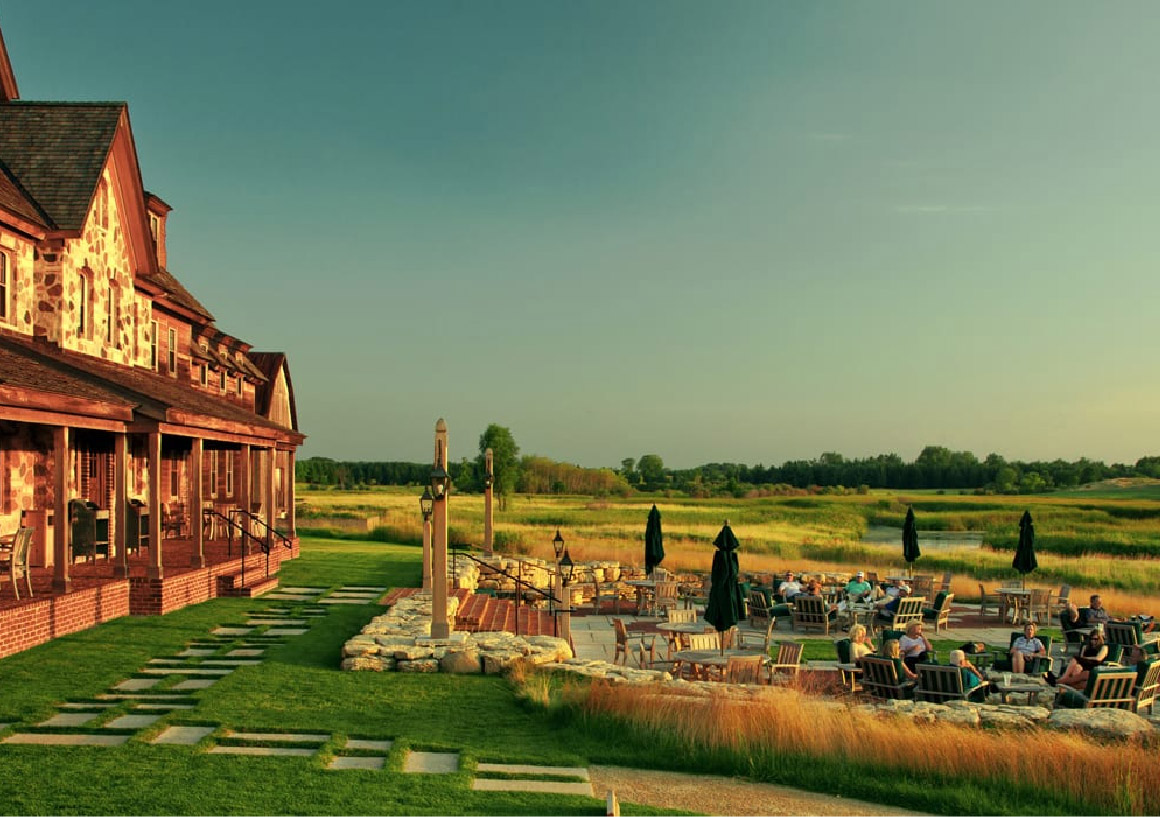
left=152, top=725, right=215, bottom=745
left=403, top=751, right=460, bottom=774
left=3, top=733, right=129, bottom=746
left=39, top=712, right=99, bottom=727
left=115, top=678, right=160, bottom=691
left=105, top=714, right=161, bottom=729
left=328, top=756, right=384, bottom=770
left=472, top=763, right=594, bottom=797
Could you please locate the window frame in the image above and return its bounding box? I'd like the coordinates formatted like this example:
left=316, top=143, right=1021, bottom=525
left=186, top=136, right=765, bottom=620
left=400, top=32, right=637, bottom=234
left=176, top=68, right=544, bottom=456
left=77, top=271, right=90, bottom=338
left=149, top=319, right=158, bottom=369
left=167, top=327, right=177, bottom=376
left=0, top=252, right=8, bottom=322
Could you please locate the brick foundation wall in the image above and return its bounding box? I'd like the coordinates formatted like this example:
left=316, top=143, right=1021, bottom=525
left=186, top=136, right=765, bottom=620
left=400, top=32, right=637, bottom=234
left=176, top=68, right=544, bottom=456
left=0, top=579, right=130, bottom=660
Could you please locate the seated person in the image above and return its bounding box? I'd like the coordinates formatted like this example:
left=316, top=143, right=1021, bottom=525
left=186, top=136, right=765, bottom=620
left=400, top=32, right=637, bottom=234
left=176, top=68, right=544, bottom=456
left=949, top=649, right=988, bottom=702
left=777, top=572, right=803, bottom=602
left=845, top=571, right=873, bottom=602
left=1060, top=601, right=1084, bottom=632
left=876, top=585, right=912, bottom=623
left=1009, top=622, right=1048, bottom=674
left=899, top=620, right=933, bottom=672
left=1080, top=594, right=1111, bottom=628
left=1048, top=630, right=1107, bottom=689
left=881, top=638, right=917, bottom=681
left=805, top=578, right=824, bottom=597
left=848, top=623, right=876, bottom=661
left=882, top=579, right=910, bottom=600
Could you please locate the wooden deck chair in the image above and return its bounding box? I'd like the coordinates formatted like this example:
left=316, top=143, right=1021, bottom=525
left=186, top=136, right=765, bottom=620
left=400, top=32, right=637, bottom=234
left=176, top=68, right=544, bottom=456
left=724, top=654, right=765, bottom=685
left=992, top=632, right=1053, bottom=674
left=0, top=526, right=34, bottom=599
left=1055, top=583, right=1071, bottom=614
left=611, top=618, right=655, bottom=667
left=834, top=638, right=862, bottom=693
left=1029, top=588, right=1053, bottom=625
left=938, top=572, right=953, bottom=593
left=1055, top=666, right=1138, bottom=710
left=738, top=618, right=777, bottom=654
left=915, top=663, right=989, bottom=703
left=1133, top=658, right=1160, bottom=715
left=791, top=595, right=837, bottom=634
left=877, top=597, right=925, bottom=633
left=747, top=589, right=772, bottom=628
left=860, top=656, right=915, bottom=701
left=653, top=581, right=680, bottom=617
left=921, top=592, right=954, bottom=633
left=667, top=608, right=697, bottom=624
left=768, top=641, right=803, bottom=684
left=591, top=580, right=622, bottom=615
left=977, top=583, right=999, bottom=619
left=1106, top=621, right=1159, bottom=654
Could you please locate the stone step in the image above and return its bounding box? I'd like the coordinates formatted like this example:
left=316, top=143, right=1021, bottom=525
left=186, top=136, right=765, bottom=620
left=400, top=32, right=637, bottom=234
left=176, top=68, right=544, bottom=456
left=104, top=714, right=161, bottom=729
left=476, top=762, right=589, bottom=780
left=140, top=667, right=233, bottom=676
left=3, top=732, right=130, bottom=746
left=402, top=750, right=459, bottom=773
left=471, top=779, right=594, bottom=797
left=328, top=755, right=385, bottom=770
left=222, top=577, right=280, bottom=598
left=151, top=725, right=215, bottom=745
left=208, top=746, right=315, bottom=756
left=226, top=731, right=329, bottom=742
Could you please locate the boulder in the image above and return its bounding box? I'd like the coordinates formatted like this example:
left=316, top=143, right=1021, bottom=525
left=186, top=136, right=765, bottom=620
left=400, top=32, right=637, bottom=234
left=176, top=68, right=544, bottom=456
left=341, top=656, right=389, bottom=672
left=398, top=658, right=439, bottom=673
left=482, top=650, right=525, bottom=674
left=440, top=649, right=483, bottom=674
left=1046, top=708, right=1154, bottom=740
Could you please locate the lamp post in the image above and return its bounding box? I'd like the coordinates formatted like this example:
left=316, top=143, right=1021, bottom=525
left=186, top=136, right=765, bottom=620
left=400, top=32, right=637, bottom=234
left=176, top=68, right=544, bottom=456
left=483, top=447, right=494, bottom=556
left=420, top=487, right=433, bottom=592
left=550, top=529, right=564, bottom=637
left=430, top=419, right=452, bottom=639
left=558, top=543, right=575, bottom=649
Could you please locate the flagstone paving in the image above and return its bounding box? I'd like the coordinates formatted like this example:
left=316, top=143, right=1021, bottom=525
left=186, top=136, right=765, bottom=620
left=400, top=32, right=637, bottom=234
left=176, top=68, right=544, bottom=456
left=3, top=733, right=130, bottom=746
left=177, top=648, right=217, bottom=657
left=151, top=725, right=216, bottom=745
left=403, top=751, right=459, bottom=774
left=328, top=755, right=385, bottom=770
left=227, top=731, right=329, bottom=742
left=105, top=714, right=161, bottom=729
left=60, top=702, right=116, bottom=710
left=472, top=779, right=595, bottom=796
left=171, top=679, right=217, bottom=691
left=209, top=745, right=316, bottom=757
left=263, top=628, right=308, bottom=635
left=477, top=762, right=590, bottom=779
left=212, top=627, right=253, bottom=636
left=38, top=712, right=99, bottom=727
left=115, top=678, right=161, bottom=690
left=346, top=738, right=394, bottom=751
left=225, top=649, right=265, bottom=657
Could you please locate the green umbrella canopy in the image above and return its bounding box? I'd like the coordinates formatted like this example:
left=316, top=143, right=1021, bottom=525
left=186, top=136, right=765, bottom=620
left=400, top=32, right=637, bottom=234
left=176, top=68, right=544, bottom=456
left=902, top=507, right=921, bottom=577
left=1014, top=510, right=1038, bottom=589
left=704, top=521, right=745, bottom=652
left=645, top=504, right=665, bottom=575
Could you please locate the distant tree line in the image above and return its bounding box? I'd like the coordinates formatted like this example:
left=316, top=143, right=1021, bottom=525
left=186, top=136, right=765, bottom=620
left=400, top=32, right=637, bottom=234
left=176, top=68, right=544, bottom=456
left=298, top=440, right=1158, bottom=497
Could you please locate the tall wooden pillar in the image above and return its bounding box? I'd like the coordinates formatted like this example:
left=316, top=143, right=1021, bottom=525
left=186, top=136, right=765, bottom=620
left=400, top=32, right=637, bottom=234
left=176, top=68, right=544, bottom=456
left=190, top=438, right=205, bottom=567
left=238, top=443, right=251, bottom=519
left=483, top=447, right=494, bottom=556
left=52, top=426, right=71, bottom=594
left=431, top=419, right=450, bottom=639
left=265, top=447, right=276, bottom=544
left=113, top=433, right=129, bottom=578
left=147, top=431, right=163, bottom=580
left=287, top=450, right=296, bottom=537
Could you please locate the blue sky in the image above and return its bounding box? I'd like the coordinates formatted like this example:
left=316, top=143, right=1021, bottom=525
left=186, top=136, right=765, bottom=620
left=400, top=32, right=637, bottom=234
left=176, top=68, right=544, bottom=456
left=5, top=2, right=1160, bottom=468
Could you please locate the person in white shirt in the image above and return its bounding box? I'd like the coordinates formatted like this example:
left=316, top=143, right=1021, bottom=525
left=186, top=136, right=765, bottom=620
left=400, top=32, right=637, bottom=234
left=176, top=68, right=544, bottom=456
left=899, top=621, right=933, bottom=672
left=778, top=572, right=803, bottom=601
left=1009, top=623, right=1047, bottom=674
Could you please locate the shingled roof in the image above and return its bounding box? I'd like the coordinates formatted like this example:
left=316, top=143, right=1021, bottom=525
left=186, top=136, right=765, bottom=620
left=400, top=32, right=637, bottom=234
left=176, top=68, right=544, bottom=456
left=0, top=160, right=47, bottom=227
left=142, top=266, right=214, bottom=323
left=0, top=102, right=123, bottom=231
left=0, top=335, right=135, bottom=410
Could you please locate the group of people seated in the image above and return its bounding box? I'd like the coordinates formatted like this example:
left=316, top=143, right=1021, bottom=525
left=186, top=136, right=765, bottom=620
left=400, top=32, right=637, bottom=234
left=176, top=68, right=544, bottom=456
left=774, top=569, right=883, bottom=605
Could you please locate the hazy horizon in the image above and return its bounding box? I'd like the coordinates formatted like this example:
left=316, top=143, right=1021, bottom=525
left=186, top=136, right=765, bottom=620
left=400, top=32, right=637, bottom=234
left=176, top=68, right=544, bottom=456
left=6, top=2, right=1160, bottom=470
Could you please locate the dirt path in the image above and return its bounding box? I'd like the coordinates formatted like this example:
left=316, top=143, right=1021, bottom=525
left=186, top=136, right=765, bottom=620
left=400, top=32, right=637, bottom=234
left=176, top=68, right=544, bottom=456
left=589, top=766, right=926, bottom=817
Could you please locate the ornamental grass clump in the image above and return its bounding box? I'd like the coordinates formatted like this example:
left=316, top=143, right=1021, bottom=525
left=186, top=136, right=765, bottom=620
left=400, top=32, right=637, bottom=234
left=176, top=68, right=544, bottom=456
left=579, top=681, right=1160, bottom=815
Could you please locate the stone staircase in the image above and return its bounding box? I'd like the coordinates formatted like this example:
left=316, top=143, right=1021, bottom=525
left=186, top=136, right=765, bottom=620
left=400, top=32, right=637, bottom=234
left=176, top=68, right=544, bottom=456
left=218, top=573, right=280, bottom=598
left=453, top=589, right=557, bottom=636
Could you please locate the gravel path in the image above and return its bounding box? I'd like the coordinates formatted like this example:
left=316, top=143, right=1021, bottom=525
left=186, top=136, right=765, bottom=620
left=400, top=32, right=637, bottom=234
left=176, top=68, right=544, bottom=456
left=589, top=766, right=926, bottom=816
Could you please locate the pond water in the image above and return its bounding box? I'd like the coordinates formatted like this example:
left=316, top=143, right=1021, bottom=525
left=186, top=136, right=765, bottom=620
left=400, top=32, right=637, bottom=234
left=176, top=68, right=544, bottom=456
left=859, top=525, right=985, bottom=550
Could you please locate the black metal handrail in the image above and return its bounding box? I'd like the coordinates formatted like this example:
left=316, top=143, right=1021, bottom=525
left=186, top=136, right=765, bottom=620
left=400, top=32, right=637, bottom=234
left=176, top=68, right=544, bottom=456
left=203, top=508, right=268, bottom=589
left=451, top=548, right=564, bottom=637
left=233, top=509, right=293, bottom=551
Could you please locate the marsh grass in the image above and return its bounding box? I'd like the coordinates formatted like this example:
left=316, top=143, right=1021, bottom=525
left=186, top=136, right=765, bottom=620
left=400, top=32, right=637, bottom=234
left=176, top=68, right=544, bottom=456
left=569, top=679, right=1160, bottom=815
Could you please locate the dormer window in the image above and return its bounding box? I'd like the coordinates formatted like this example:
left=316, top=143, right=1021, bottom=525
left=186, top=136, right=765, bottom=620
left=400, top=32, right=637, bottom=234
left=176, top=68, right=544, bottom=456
left=148, top=212, right=160, bottom=251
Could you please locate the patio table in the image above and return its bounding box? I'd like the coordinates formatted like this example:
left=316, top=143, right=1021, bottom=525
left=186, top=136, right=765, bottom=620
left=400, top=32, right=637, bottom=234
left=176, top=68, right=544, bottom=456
left=997, top=588, right=1032, bottom=624
left=989, top=672, right=1047, bottom=705
left=673, top=648, right=768, bottom=680
left=625, top=579, right=658, bottom=615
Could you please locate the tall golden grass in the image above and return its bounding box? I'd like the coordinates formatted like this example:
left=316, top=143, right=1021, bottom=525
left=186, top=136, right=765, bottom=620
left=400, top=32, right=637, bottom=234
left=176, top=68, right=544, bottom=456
left=577, top=681, right=1158, bottom=814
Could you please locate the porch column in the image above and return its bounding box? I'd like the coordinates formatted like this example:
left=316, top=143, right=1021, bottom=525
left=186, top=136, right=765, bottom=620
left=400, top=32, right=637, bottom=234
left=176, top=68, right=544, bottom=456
left=238, top=443, right=250, bottom=532
left=265, top=447, right=276, bottom=545
left=483, top=447, right=494, bottom=556
left=52, top=425, right=71, bottom=594
left=190, top=438, right=205, bottom=567
left=113, top=433, right=129, bottom=578
left=147, top=431, right=163, bottom=580
left=431, top=419, right=450, bottom=639
left=287, top=450, right=296, bottom=537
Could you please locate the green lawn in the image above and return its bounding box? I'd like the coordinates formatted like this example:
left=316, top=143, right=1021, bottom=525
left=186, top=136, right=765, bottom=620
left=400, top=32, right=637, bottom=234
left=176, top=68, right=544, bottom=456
left=0, top=539, right=675, bottom=815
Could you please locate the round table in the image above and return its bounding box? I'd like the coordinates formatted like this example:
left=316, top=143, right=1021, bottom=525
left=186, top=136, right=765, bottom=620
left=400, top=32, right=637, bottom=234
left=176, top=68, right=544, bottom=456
left=626, top=580, right=659, bottom=614
left=997, top=589, right=1032, bottom=623
left=655, top=621, right=713, bottom=634
left=673, top=648, right=768, bottom=679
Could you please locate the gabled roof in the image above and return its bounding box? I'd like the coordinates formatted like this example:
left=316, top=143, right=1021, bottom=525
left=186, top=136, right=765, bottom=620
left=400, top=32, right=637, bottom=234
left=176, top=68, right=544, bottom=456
left=248, top=351, right=299, bottom=431
left=141, top=266, right=214, bottom=323
left=0, top=335, right=135, bottom=413
left=0, top=332, right=302, bottom=442
left=0, top=102, right=123, bottom=231
left=0, top=160, right=47, bottom=227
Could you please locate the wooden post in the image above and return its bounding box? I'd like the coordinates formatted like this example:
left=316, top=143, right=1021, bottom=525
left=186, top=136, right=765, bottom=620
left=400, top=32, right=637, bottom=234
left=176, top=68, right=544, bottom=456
left=238, top=443, right=250, bottom=537
left=422, top=514, right=432, bottom=592
left=431, top=418, right=450, bottom=639
left=113, top=433, right=129, bottom=578
left=52, top=425, right=71, bottom=594
left=147, top=431, right=163, bottom=579
left=484, top=447, right=494, bottom=556
left=265, top=447, right=276, bottom=548
left=190, top=438, right=205, bottom=567
left=287, top=450, right=296, bottom=537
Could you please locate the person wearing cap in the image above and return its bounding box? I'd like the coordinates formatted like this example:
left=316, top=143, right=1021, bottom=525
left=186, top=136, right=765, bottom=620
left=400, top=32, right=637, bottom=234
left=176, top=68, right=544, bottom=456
left=884, top=579, right=910, bottom=599
left=777, top=571, right=803, bottom=602
left=845, top=572, right=873, bottom=603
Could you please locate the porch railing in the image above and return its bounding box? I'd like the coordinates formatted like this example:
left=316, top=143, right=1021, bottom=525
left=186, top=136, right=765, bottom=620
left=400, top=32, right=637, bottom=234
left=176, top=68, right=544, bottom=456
left=203, top=508, right=268, bottom=589
left=451, top=547, right=562, bottom=637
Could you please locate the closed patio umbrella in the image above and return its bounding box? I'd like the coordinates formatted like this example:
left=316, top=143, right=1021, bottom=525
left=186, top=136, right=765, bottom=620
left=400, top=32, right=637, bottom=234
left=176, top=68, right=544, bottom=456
left=704, top=521, right=744, bottom=655
left=644, top=504, right=665, bottom=576
left=902, top=507, right=921, bottom=578
left=1014, top=510, right=1038, bottom=589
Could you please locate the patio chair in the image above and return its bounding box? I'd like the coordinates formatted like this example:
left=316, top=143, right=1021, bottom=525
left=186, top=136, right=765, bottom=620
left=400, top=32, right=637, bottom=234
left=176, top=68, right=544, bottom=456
left=69, top=499, right=96, bottom=562
left=860, top=656, right=915, bottom=700
left=1132, top=658, right=1160, bottom=715
left=724, top=654, right=765, bottom=685
left=977, top=583, right=1000, bottom=619
left=992, top=632, right=1054, bottom=674
left=611, top=618, right=656, bottom=667
left=1059, top=610, right=1091, bottom=658
left=653, top=581, right=680, bottom=618
left=592, top=580, right=622, bottom=616
left=162, top=502, right=186, bottom=539
left=1054, top=665, right=1138, bottom=710
left=911, top=575, right=934, bottom=599
left=1105, top=621, right=1159, bottom=655
left=791, top=595, right=838, bottom=634
left=768, top=641, right=803, bottom=685
left=737, top=617, right=777, bottom=654
left=834, top=638, right=862, bottom=693
left=938, top=572, right=953, bottom=594
left=0, top=526, right=34, bottom=600
left=667, top=608, right=697, bottom=624
left=921, top=592, right=954, bottom=633
left=915, top=663, right=989, bottom=703
left=1055, top=584, right=1071, bottom=614
left=748, top=589, right=772, bottom=628
left=875, top=597, right=925, bottom=633
left=1028, top=588, right=1053, bottom=624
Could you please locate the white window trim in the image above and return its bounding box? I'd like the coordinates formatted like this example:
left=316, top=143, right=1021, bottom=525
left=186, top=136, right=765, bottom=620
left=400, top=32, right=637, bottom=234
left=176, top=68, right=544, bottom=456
left=167, top=327, right=177, bottom=376
left=0, top=252, right=8, bottom=322
left=149, top=320, right=158, bottom=369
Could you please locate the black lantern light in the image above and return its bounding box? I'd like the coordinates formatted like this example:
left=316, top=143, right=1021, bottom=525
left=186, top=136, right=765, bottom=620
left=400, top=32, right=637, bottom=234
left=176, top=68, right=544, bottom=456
left=419, top=486, right=434, bottom=521
left=552, top=528, right=565, bottom=563
left=430, top=464, right=451, bottom=500
left=560, top=548, right=575, bottom=586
